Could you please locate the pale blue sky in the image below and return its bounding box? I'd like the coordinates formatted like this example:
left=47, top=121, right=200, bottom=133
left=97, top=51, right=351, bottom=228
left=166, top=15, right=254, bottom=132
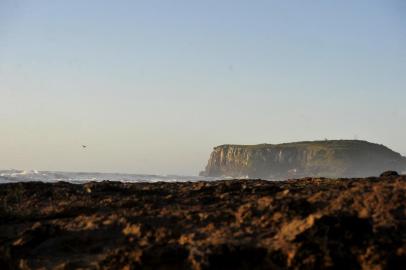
left=0, top=0, right=405, bottom=175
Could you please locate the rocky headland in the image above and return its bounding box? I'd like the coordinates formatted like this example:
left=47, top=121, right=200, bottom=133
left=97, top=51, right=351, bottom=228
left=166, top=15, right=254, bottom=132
left=1, top=172, right=405, bottom=269
left=200, top=140, right=406, bottom=179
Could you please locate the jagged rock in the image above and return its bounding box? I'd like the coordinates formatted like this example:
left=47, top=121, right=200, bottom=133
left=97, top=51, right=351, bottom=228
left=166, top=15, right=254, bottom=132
left=0, top=175, right=405, bottom=269
left=200, top=140, right=406, bottom=178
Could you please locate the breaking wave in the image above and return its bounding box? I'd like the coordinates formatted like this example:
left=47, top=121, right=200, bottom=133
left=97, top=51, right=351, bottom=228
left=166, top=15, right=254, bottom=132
left=0, top=169, right=216, bottom=184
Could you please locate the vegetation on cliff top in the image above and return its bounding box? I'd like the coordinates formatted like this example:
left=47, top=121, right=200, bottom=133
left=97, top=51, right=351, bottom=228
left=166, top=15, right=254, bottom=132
left=215, top=140, right=393, bottom=151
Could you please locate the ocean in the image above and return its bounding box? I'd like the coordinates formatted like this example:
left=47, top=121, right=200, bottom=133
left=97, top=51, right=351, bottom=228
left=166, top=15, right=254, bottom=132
left=0, top=169, right=217, bottom=184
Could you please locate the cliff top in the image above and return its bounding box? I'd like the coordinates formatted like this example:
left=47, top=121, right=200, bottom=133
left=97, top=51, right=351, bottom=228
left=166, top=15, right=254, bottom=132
left=214, top=140, right=394, bottom=152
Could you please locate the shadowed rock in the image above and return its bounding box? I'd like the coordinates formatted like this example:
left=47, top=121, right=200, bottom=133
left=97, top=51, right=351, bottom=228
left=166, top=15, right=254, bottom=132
left=0, top=173, right=405, bottom=269
left=380, top=171, right=399, bottom=177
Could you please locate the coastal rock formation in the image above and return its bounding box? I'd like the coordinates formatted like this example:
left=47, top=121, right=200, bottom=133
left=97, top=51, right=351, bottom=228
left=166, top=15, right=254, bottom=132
left=0, top=174, right=405, bottom=269
left=200, top=140, right=406, bottom=178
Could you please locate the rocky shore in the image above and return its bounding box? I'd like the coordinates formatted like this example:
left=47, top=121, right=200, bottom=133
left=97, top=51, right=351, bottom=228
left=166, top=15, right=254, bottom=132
left=1, top=172, right=405, bottom=269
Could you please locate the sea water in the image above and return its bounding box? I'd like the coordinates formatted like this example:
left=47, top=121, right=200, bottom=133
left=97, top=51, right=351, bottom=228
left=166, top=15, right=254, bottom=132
left=0, top=169, right=217, bottom=184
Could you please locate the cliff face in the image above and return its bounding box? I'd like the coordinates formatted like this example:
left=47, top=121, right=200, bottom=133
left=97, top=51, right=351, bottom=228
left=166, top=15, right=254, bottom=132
left=200, top=140, right=406, bottom=178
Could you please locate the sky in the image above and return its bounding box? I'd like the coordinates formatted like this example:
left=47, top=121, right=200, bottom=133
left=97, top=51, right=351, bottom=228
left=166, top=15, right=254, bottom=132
left=0, top=0, right=405, bottom=175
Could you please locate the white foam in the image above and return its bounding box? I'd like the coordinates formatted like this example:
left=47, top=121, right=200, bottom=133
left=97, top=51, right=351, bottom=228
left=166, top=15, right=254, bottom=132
left=0, top=170, right=217, bottom=183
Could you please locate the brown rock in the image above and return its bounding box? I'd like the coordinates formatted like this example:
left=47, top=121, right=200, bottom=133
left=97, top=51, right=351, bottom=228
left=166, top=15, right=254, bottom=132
left=0, top=176, right=405, bottom=269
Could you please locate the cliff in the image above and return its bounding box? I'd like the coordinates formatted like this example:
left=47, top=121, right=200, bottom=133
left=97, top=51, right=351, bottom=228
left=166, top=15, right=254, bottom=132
left=200, top=140, right=406, bottom=178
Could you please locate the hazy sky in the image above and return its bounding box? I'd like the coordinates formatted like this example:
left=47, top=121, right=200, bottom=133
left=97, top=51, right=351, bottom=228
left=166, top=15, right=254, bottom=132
left=0, top=0, right=405, bottom=175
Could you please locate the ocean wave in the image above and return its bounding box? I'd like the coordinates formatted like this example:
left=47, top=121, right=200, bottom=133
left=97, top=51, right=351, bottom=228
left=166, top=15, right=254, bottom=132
left=0, top=169, right=216, bottom=183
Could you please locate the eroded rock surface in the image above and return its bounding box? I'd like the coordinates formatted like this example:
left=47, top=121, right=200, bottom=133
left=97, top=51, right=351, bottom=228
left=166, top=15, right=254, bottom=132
left=0, top=174, right=405, bottom=269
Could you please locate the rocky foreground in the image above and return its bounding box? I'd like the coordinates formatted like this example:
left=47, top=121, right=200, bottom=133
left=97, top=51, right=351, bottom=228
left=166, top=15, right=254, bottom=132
left=0, top=173, right=405, bottom=270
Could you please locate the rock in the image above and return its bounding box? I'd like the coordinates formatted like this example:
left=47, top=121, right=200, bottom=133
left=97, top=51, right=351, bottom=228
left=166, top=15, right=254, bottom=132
left=380, top=171, right=399, bottom=177
left=200, top=140, right=406, bottom=179
left=0, top=176, right=405, bottom=269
